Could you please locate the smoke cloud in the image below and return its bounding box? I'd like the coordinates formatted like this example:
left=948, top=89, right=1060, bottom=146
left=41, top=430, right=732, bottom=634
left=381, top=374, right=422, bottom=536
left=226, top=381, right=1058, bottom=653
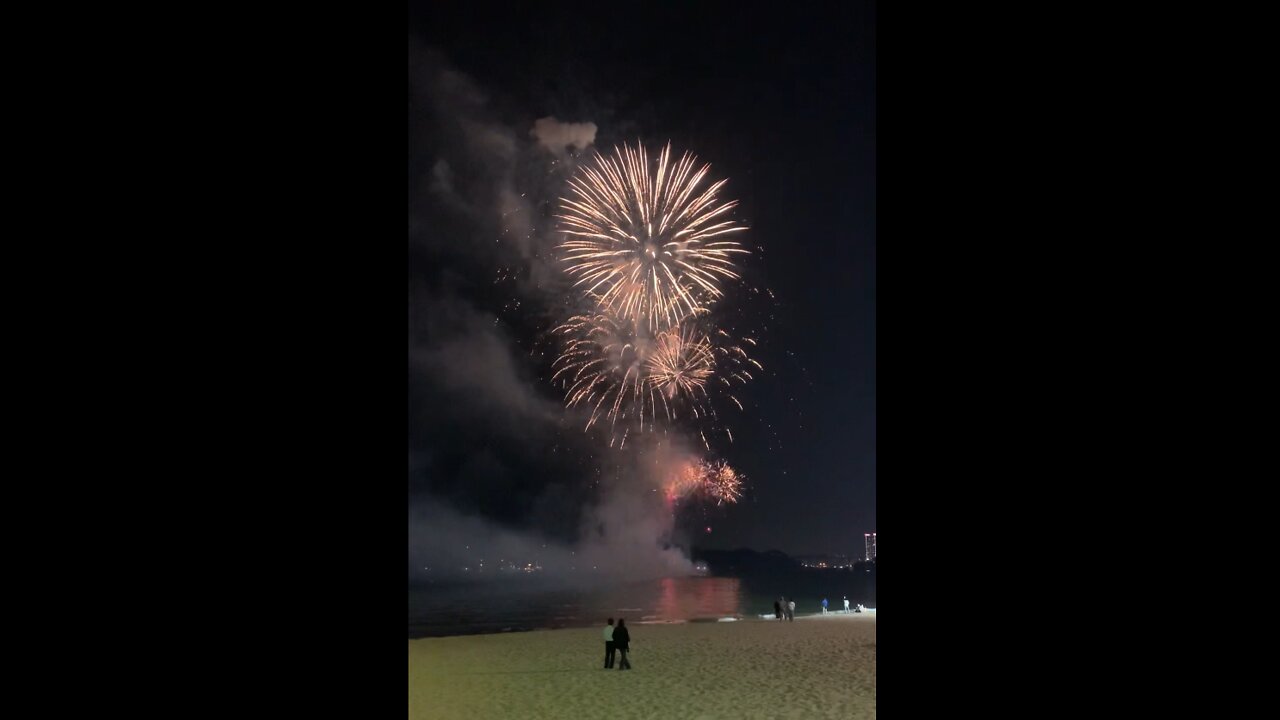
left=530, top=116, right=598, bottom=155
left=408, top=443, right=697, bottom=586
left=409, top=42, right=697, bottom=584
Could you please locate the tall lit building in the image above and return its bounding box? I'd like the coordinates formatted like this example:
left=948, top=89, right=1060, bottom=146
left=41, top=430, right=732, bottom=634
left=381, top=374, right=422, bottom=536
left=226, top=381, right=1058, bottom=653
left=864, top=532, right=876, bottom=561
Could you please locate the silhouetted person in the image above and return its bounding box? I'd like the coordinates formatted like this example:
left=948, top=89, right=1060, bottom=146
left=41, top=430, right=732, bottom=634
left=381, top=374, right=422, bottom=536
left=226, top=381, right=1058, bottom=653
left=787, top=599, right=795, bottom=621
left=844, top=596, right=850, bottom=613
left=613, top=618, right=632, bottom=670
left=603, top=618, right=616, bottom=669
left=774, top=598, right=782, bottom=620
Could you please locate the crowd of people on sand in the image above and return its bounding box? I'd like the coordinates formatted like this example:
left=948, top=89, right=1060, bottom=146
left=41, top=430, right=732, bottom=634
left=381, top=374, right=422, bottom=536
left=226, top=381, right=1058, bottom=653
left=826, top=596, right=866, bottom=614
left=771, top=595, right=866, bottom=620
left=833, top=596, right=867, bottom=613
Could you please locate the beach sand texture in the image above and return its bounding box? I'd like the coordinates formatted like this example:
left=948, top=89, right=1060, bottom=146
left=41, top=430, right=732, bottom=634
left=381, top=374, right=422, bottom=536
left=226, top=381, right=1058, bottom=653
left=409, top=613, right=875, bottom=719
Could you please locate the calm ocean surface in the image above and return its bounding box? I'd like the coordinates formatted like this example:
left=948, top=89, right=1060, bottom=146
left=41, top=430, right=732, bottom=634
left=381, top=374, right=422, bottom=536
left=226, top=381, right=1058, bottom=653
left=409, top=574, right=873, bottom=638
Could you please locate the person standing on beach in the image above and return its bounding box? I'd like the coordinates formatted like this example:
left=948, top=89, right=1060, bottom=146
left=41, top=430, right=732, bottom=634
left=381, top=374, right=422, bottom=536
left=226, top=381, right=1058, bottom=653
left=774, top=598, right=783, bottom=621
left=844, top=596, right=850, bottom=613
left=787, top=599, right=795, bottom=622
left=603, top=618, right=616, bottom=669
left=613, top=618, right=632, bottom=670
left=822, top=597, right=829, bottom=614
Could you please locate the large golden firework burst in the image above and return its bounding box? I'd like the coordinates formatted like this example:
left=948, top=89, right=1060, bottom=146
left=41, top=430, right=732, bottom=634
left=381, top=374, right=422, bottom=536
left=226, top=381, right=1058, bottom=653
left=556, top=141, right=749, bottom=333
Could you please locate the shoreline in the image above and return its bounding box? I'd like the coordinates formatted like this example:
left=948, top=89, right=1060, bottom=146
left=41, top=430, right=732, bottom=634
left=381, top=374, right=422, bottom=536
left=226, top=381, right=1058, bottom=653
left=410, top=608, right=877, bottom=640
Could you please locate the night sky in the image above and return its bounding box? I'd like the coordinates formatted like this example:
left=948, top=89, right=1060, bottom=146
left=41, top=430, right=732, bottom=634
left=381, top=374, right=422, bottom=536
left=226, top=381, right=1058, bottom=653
left=410, top=3, right=875, bottom=558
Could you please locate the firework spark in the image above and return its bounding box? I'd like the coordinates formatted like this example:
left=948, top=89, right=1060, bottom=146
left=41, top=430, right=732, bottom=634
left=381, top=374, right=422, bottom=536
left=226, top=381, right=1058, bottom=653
left=549, top=140, right=760, bottom=460
left=552, top=307, right=755, bottom=439
left=645, top=324, right=714, bottom=407
left=663, top=458, right=744, bottom=506
left=664, top=459, right=705, bottom=503
left=552, top=309, right=650, bottom=432
left=703, top=459, right=743, bottom=505
left=556, top=141, right=749, bottom=333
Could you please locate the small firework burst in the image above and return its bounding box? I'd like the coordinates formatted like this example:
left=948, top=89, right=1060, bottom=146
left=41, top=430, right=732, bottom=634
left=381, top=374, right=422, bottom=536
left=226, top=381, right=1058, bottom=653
left=703, top=459, right=743, bottom=505
left=663, top=458, right=744, bottom=506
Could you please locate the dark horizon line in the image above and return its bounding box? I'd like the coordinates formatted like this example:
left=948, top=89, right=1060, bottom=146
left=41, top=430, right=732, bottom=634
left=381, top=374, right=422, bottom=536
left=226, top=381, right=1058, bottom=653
left=690, top=545, right=877, bottom=560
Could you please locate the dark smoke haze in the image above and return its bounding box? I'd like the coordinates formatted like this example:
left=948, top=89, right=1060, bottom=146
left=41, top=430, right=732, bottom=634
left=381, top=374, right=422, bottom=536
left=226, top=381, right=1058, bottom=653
left=409, top=42, right=705, bottom=585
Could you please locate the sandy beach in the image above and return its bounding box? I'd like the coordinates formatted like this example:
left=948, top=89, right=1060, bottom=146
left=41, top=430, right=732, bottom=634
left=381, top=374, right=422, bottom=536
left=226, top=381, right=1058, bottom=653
left=409, top=612, right=875, bottom=719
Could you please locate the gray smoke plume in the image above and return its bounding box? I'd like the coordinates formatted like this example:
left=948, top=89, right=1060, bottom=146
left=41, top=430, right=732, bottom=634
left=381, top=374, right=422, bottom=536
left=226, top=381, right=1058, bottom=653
left=531, top=116, right=598, bottom=155
left=409, top=42, right=697, bottom=585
